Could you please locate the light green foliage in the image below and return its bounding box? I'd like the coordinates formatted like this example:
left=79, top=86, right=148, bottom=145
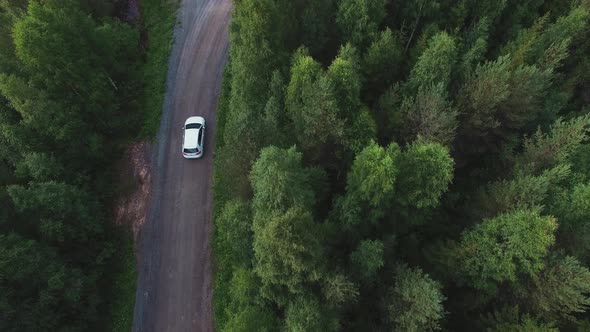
left=250, top=146, right=323, bottom=305
left=299, top=75, right=344, bottom=153
left=400, top=84, right=457, bottom=146
left=458, top=18, right=490, bottom=78
left=528, top=255, right=590, bottom=319
left=327, top=44, right=361, bottom=119
left=250, top=146, right=314, bottom=213
left=346, top=141, right=400, bottom=208
left=215, top=200, right=253, bottom=268
left=481, top=306, right=557, bottom=332
left=228, top=267, right=260, bottom=309
left=12, top=0, right=138, bottom=133
left=286, top=52, right=345, bottom=158
left=322, top=273, right=359, bottom=306
left=387, top=264, right=446, bottom=332
left=458, top=210, right=557, bottom=292
left=286, top=295, right=339, bottom=332
left=343, top=106, right=378, bottom=155
left=351, top=240, right=384, bottom=281
left=262, top=70, right=288, bottom=147
left=286, top=49, right=323, bottom=116
left=336, top=0, right=387, bottom=49
left=408, top=32, right=457, bottom=91
left=397, top=140, right=454, bottom=209
left=253, top=207, right=324, bottom=305
left=514, top=116, right=590, bottom=175
left=222, top=306, right=279, bottom=332
left=14, top=152, right=63, bottom=181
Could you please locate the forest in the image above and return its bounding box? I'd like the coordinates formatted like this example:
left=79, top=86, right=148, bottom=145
left=213, top=0, right=590, bottom=331
left=0, top=0, right=174, bottom=330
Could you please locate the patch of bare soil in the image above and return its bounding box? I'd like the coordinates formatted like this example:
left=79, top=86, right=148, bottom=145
left=114, top=141, right=153, bottom=242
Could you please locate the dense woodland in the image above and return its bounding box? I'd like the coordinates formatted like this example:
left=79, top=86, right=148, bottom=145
left=0, top=0, right=145, bottom=330
left=213, top=0, right=590, bottom=330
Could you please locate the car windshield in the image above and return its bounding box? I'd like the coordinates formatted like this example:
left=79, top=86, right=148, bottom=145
left=184, top=148, right=198, bottom=154
left=185, top=123, right=201, bottom=129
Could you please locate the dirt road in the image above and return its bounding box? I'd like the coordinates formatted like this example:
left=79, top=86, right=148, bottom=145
left=132, top=1, right=231, bottom=331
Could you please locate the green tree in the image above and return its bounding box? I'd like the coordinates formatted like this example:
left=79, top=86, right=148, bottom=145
left=513, top=116, right=590, bottom=175
left=215, top=200, right=253, bottom=269
left=480, top=306, right=557, bottom=332
left=250, top=146, right=314, bottom=213
left=457, top=210, right=557, bottom=292
left=387, top=264, right=446, bottom=332
left=253, top=207, right=324, bottom=305
left=363, top=28, right=403, bottom=98
left=327, top=43, right=361, bottom=121
left=400, top=84, right=457, bottom=146
left=407, top=32, right=457, bottom=91
left=222, top=305, right=279, bottom=332
left=351, top=239, right=384, bottom=281
left=526, top=254, right=590, bottom=319
left=7, top=182, right=104, bottom=258
left=14, top=152, right=64, bottom=181
left=286, top=295, right=339, bottom=332
left=336, top=0, right=387, bottom=49
left=321, top=273, right=359, bottom=306
left=549, top=183, right=590, bottom=262
left=396, top=140, right=454, bottom=209
left=301, top=0, right=337, bottom=59
left=339, top=141, right=400, bottom=225
left=0, top=233, right=100, bottom=332
left=262, top=70, right=288, bottom=147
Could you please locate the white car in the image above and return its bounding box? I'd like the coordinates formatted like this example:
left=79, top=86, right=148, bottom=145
left=182, top=116, right=205, bottom=159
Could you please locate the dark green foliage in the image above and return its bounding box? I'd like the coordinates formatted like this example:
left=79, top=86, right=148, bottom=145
left=387, top=264, right=446, bottom=331
left=0, top=0, right=170, bottom=330
left=213, top=0, right=590, bottom=330
left=215, top=200, right=254, bottom=268
left=480, top=306, right=557, bottom=332
left=526, top=254, right=590, bottom=319
left=14, top=152, right=64, bottom=181
left=350, top=239, right=384, bottom=281
left=400, top=84, right=457, bottom=146
left=8, top=182, right=103, bottom=248
left=336, top=0, right=387, bottom=50
left=285, top=295, right=339, bottom=332
left=363, top=28, right=403, bottom=99
left=0, top=233, right=100, bottom=332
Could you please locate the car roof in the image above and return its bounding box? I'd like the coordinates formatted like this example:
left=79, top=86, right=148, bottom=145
left=184, top=127, right=200, bottom=149
left=185, top=116, right=205, bottom=125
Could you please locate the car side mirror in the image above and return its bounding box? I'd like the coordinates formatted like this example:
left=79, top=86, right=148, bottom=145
left=181, top=126, right=185, bottom=130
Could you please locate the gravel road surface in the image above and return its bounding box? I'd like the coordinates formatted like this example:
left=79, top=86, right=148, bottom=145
left=132, top=1, right=231, bottom=331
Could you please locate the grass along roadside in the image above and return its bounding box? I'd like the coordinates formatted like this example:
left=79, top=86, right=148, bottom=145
left=107, top=230, right=137, bottom=332
left=140, top=0, right=178, bottom=137
left=212, top=65, right=234, bottom=329
left=107, top=1, right=177, bottom=331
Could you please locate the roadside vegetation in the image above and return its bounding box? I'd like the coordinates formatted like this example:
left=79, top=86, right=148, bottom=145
left=0, top=0, right=175, bottom=331
left=213, top=0, right=590, bottom=330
